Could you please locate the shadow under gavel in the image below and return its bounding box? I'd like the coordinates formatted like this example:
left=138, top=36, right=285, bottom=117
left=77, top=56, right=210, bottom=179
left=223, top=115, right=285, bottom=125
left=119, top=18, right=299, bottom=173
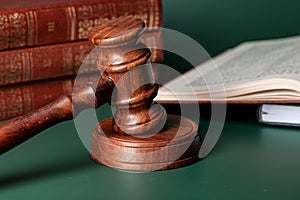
left=0, top=17, right=201, bottom=171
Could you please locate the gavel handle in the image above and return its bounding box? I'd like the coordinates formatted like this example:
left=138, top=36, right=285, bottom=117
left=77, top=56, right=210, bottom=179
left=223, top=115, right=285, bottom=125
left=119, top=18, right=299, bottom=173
left=0, top=77, right=115, bottom=155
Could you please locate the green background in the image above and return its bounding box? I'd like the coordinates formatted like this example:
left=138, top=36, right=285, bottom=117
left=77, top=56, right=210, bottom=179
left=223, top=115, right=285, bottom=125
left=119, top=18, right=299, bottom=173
left=1, top=0, right=300, bottom=199
left=163, top=0, right=300, bottom=57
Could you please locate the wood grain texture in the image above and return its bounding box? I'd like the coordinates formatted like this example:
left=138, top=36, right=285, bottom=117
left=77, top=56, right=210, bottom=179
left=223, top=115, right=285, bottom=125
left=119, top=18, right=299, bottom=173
left=89, top=16, right=167, bottom=135
left=89, top=17, right=201, bottom=171
left=0, top=17, right=201, bottom=171
left=90, top=115, right=201, bottom=171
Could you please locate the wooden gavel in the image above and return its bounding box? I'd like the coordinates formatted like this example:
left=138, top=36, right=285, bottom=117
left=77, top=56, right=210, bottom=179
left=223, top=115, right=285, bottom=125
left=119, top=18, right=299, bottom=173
left=0, top=17, right=201, bottom=171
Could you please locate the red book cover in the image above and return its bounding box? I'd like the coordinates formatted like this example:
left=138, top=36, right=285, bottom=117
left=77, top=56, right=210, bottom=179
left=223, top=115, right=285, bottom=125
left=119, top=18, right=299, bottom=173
left=0, top=76, right=74, bottom=120
left=0, top=0, right=162, bottom=50
left=0, top=40, right=96, bottom=86
left=0, top=73, right=99, bottom=120
left=0, top=30, right=163, bottom=86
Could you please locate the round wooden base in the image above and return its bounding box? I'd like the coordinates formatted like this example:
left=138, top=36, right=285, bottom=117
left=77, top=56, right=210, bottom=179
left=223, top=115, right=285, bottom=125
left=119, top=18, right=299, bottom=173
left=90, top=114, right=201, bottom=171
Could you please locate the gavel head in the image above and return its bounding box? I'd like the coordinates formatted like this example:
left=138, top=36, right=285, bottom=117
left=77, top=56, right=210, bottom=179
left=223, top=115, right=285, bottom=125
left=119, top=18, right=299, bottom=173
left=88, top=16, right=167, bottom=136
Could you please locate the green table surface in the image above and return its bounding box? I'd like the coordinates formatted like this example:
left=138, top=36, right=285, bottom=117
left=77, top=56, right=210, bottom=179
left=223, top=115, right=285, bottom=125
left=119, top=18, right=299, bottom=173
left=1, top=105, right=300, bottom=200
left=2, top=0, right=300, bottom=199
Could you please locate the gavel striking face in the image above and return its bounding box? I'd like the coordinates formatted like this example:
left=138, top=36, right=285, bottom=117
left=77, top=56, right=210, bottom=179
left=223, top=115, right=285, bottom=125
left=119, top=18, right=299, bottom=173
left=0, top=17, right=201, bottom=171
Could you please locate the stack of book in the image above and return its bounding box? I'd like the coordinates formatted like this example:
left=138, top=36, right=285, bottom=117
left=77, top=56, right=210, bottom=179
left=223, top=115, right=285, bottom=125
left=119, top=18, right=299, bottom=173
left=0, top=0, right=163, bottom=120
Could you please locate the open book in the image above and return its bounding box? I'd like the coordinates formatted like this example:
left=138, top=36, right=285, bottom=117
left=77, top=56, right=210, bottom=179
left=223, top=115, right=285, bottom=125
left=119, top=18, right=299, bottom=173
left=155, top=35, right=300, bottom=104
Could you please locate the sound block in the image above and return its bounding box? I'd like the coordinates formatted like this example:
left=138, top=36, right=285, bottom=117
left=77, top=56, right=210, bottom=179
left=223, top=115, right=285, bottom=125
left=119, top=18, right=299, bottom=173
left=90, top=114, right=201, bottom=171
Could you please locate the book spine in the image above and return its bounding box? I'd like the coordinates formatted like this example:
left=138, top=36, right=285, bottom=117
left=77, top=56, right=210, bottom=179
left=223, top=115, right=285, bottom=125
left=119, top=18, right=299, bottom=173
left=0, top=30, right=163, bottom=86
left=0, top=77, right=74, bottom=120
left=0, top=73, right=100, bottom=120
left=0, top=41, right=96, bottom=86
left=0, top=0, right=162, bottom=50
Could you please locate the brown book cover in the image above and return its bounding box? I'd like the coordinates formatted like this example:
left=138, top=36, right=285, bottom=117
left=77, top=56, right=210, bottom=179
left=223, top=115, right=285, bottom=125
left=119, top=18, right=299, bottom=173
left=0, top=76, right=74, bottom=120
left=0, top=40, right=96, bottom=86
left=0, top=73, right=99, bottom=120
left=0, top=30, right=163, bottom=86
left=0, top=0, right=162, bottom=50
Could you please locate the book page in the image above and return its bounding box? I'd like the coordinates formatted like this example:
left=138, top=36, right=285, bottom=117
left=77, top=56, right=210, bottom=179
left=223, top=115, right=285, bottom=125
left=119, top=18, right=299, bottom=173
left=164, top=35, right=300, bottom=91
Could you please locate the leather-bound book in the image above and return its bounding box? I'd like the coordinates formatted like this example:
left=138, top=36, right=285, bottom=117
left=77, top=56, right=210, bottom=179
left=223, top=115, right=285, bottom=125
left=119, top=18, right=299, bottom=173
left=0, top=0, right=162, bottom=50
left=0, top=41, right=95, bottom=86
left=0, top=30, right=162, bottom=86
left=0, top=73, right=98, bottom=120
left=0, top=0, right=163, bottom=86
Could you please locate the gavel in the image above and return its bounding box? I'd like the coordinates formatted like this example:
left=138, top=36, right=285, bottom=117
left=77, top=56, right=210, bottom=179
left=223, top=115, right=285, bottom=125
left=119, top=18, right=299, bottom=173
left=0, top=17, right=201, bottom=171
